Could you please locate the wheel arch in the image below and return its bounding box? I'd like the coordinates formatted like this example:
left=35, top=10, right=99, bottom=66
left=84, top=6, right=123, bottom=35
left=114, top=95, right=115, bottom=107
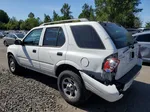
left=7, top=52, right=14, bottom=58
left=7, top=51, right=20, bottom=66
left=55, top=62, right=82, bottom=78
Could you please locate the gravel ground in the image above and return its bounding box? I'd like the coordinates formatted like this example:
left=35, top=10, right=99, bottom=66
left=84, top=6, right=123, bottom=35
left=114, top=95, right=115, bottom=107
left=0, top=68, right=63, bottom=112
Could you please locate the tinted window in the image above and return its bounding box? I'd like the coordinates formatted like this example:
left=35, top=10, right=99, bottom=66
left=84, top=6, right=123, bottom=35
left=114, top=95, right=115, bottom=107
left=16, top=33, right=25, bottom=38
left=43, top=27, right=65, bottom=47
left=143, top=29, right=150, bottom=32
left=57, top=28, right=65, bottom=46
left=137, top=34, right=150, bottom=42
left=71, top=25, right=105, bottom=49
left=10, top=34, right=16, bottom=38
left=24, top=29, right=42, bottom=46
left=101, top=23, right=134, bottom=49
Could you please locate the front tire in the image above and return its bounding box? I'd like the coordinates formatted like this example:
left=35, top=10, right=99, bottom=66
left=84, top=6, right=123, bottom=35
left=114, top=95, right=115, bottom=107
left=8, top=54, right=21, bottom=74
left=57, top=70, right=90, bottom=106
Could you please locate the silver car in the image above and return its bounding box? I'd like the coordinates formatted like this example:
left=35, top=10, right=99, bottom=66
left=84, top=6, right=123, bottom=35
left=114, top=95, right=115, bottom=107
left=3, top=33, right=25, bottom=46
left=133, top=31, right=150, bottom=62
left=0, top=32, right=5, bottom=38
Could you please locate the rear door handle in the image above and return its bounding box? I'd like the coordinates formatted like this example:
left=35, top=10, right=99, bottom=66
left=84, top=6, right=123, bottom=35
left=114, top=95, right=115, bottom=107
left=57, top=52, right=63, bottom=56
left=33, top=49, right=36, bottom=53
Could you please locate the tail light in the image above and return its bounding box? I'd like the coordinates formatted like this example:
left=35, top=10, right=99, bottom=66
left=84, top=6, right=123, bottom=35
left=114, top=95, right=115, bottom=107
left=103, top=58, right=120, bottom=73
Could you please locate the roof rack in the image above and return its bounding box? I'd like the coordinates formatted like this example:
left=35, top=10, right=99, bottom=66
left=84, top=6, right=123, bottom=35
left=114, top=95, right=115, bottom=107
left=40, top=18, right=89, bottom=26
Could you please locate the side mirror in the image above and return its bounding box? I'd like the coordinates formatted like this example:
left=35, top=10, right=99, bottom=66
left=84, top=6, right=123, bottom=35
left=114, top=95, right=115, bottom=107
left=14, top=39, right=23, bottom=45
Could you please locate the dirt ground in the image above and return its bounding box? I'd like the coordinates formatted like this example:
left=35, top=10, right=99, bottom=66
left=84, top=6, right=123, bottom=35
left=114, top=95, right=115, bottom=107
left=0, top=39, right=150, bottom=112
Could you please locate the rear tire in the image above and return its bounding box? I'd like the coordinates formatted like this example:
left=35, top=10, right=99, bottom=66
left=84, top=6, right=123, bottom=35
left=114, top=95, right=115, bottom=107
left=8, top=54, right=21, bottom=74
left=57, top=70, right=90, bottom=106
left=4, top=41, right=8, bottom=47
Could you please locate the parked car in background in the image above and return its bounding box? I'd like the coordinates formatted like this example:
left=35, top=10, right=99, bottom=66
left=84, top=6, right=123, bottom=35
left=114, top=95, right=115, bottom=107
left=133, top=31, right=150, bottom=62
left=0, top=32, right=5, bottom=38
left=127, top=28, right=140, bottom=34
left=3, top=33, right=25, bottom=46
left=138, top=28, right=150, bottom=32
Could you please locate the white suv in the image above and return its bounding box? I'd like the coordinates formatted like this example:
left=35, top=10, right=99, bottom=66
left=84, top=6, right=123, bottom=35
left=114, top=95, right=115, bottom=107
left=7, top=19, right=142, bottom=105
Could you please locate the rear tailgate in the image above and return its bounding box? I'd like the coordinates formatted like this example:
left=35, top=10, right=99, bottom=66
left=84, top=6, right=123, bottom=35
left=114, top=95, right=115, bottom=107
left=100, top=22, right=140, bottom=80
left=116, top=43, right=139, bottom=80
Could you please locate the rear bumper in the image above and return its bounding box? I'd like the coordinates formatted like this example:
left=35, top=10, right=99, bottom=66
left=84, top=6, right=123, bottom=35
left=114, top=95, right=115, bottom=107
left=114, top=65, right=141, bottom=92
left=142, top=58, right=150, bottom=63
left=80, top=65, right=142, bottom=102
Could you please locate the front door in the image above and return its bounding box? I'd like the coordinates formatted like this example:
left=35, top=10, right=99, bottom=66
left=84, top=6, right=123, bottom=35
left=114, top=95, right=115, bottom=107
left=17, top=28, right=43, bottom=70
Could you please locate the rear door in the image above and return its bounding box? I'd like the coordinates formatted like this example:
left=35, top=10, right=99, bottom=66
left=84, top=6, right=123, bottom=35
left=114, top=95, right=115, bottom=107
left=39, top=26, right=67, bottom=75
left=6, top=34, right=15, bottom=44
left=9, top=34, right=16, bottom=44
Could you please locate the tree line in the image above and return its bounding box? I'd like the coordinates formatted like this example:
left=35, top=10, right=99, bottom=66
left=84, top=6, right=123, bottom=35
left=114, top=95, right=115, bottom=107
left=0, top=0, right=149, bottom=30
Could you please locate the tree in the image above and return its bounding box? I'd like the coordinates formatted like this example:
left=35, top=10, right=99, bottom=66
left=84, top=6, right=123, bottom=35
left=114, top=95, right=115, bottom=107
left=44, top=14, right=52, bottom=22
left=6, top=17, right=19, bottom=30
left=134, top=17, right=142, bottom=28
left=89, top=6, right=95, bottom=20
left=61, top=3, right=73, bottom=20
left=0, top=10, right=9, bottom=23
left=145, top=22, right=150, bottom=28
left=0, top=22, right=7, bottom=30
left=24, top=18, right=39, bottom=30
left=28, top=12, right=35, bottom=18
left=95, top=0, right=142, bottom=28
left=20, top=21, right=26, bottom=30
left=78, top=3, right=95, bottom=20
left=53, top=10, right=61, bottom=21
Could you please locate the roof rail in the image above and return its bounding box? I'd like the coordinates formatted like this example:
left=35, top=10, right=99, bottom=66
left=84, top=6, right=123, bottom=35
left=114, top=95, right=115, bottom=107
left=40, top=18, right=89, bottom=26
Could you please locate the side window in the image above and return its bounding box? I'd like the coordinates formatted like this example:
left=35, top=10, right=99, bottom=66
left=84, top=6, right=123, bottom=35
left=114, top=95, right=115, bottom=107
left=71, top=25, right=105, bottom=49
left=23, top=29, right=42, bottom=46
left=43, top=27, right=65, bottom=47
left=11, top=34, right=16, bottom=38
left=6, top=34, right=10, bottom=37
left=137, top=34, right=150, bottom=42
left=9, top=34, right=13, bottom=38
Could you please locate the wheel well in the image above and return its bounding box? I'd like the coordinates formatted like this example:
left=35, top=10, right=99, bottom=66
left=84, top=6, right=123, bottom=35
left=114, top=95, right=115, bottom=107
left=3, top=40, right=6, bottom=44
left=7, top=52, right=13, bottom=58
left=55, top=64, right=81, bottom=77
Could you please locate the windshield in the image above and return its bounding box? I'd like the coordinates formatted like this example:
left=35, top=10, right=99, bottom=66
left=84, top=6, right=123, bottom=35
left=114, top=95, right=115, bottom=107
left=16, top=33, right=25, bottom=38
left=100, top=23, right=134, bottom=49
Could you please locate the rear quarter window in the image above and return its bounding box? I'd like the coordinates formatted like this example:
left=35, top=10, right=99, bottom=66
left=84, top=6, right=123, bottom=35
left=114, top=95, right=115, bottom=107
left=70, top=25, right=105, bottom=49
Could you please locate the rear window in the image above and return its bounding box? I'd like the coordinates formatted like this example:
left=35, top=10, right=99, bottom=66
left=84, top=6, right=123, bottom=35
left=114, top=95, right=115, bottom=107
left=101, top=23, right=134, bottom=49
left=71, top=25, right=105, bottom=49
left=16, top=33, right=25, bottom=38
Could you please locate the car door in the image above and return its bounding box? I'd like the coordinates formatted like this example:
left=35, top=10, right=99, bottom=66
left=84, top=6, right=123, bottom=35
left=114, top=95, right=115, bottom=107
left=39, top=26, right=67, bottom=75
left=17, top=28, right=43, bottom=70
left=5, top=34, right=12, bottom=44
left=136, top=34, right=150, bottom=60
left=9, top=34, right=16, bottom=45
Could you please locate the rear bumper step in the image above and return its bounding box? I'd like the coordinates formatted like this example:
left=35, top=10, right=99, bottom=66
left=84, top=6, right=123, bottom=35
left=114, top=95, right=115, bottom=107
left=115, top=65, right=142, bottom=92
